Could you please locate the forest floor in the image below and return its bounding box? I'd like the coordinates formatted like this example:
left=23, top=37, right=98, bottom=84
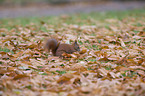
left=0, top=8, right=145, bottom=96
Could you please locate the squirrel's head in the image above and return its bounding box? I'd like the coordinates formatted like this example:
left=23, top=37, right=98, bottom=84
left=73, top=40, right=80, bottom=51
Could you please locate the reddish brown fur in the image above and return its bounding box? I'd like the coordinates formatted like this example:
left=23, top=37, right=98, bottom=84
left=45, top=39, right=80, bottom=57
left=55, top=43, right=76, bottom=56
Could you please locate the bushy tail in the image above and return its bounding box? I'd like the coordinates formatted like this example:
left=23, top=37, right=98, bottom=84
left=45, top=39, right=59, bottom=55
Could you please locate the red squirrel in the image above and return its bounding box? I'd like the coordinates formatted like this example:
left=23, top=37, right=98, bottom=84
left=45, top=39, right=80, bottom=56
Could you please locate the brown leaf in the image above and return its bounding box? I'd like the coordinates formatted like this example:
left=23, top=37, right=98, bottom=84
left=13, top=74, right=29, bottom=80
left=79, top=47, right=87, bottom=54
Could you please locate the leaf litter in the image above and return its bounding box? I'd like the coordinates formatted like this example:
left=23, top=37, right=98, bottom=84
left=0, top=13, right=145, bottom=96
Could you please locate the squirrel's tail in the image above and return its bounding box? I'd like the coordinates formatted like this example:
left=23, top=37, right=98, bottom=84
left=45, top=39, right=59, bottom=56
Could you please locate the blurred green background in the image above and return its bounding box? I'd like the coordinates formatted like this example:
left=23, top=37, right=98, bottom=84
left=0, top=0, right=140, bottom=6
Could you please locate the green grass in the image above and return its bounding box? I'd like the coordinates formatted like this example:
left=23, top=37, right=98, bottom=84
left=0, top=47, right=15, bottom=54
left=0, top=8, right=145, bottom=31
left=56, top=70, right=66, bottom=75
left=0, top=47, right=11, bottom=52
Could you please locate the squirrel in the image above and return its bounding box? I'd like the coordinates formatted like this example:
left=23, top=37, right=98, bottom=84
left=45, top=39, right=80, bottom=56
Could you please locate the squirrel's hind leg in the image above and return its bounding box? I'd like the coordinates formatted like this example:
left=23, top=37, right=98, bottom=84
left=55, top=50, right=65, bottom=57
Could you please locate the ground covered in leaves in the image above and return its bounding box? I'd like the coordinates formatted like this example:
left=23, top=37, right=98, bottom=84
left=0, top=9, right=145, bottom=96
